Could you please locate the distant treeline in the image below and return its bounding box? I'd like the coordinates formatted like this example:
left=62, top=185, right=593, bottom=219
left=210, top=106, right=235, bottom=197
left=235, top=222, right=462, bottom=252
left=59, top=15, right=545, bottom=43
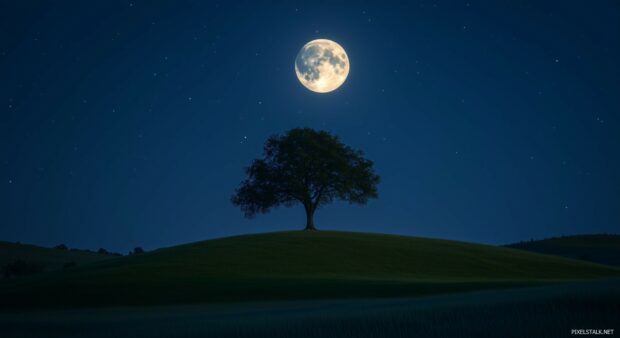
left=53, top=243, right=145, bottom=256
left=1, top=243, right=147, bottom=279
left=505, top=234, right=620, bottom=267
left=506, top=233, right=620, bottom=246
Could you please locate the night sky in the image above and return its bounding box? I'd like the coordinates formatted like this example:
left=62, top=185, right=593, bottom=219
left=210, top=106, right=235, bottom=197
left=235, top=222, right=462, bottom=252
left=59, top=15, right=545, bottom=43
left=2, top=1, right=619, bottom=253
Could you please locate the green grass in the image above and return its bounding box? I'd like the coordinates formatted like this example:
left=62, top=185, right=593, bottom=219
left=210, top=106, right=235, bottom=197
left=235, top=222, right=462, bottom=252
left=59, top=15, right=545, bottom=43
left=1, top=231, right=619, bottom=309
left=0, top=241, right=116, bottom=273
left=506, top=234, right=620, bottom=266
left=2, top=279, right=619, bottom=338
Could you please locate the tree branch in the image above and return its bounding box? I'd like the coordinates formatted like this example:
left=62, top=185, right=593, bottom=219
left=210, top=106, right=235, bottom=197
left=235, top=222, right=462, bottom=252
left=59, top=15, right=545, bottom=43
left=311, top=184, right=327, bottom=209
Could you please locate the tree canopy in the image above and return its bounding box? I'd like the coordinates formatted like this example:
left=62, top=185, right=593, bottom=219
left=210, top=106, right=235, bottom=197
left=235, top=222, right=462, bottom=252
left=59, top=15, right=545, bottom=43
left=232, top=128, right=380, bottom=230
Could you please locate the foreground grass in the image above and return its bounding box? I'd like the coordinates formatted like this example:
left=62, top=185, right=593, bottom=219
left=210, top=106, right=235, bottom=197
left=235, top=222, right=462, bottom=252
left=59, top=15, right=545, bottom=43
left=1, top=231, right=619, bottom=309
left=2, top=279, right=618, bottom=338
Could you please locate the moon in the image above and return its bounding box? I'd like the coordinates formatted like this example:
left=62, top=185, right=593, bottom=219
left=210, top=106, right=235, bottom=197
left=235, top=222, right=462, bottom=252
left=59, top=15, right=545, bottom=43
left=295, top=39, right=350, bottom=93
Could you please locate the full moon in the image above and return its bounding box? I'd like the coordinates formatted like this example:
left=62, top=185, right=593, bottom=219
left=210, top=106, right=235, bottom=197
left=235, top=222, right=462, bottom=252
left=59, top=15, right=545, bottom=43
left=295, top=39, right=350, bottom=93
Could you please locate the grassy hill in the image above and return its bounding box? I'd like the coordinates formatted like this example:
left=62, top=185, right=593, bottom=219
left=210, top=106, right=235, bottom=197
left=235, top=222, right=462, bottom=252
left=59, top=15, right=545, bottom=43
left=505, top=234, right=620, bottom=266
left=0, top=241, right=117, bottom=274
left=1, top=231, right=619, bottom=309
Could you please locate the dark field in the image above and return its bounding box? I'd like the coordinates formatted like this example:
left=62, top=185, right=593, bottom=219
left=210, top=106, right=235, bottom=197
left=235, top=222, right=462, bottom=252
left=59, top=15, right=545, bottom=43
left=2, top=231, right=619, bottom=309
left=1, top=279, right=618, bottom=338
left=2, top=232, right=619, bottom=337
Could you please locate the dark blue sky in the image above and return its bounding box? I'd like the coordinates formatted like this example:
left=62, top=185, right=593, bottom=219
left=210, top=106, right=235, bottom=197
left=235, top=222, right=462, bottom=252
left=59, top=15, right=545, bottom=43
left=1, top=1, right=619, bottom=253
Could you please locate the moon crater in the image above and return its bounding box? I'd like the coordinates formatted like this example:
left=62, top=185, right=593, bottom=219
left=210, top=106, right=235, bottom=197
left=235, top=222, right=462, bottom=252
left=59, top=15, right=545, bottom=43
left=295, top=39, right=349, bottom=93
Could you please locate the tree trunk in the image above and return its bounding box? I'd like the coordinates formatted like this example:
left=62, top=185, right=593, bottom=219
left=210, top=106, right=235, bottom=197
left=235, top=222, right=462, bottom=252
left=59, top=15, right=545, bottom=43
left=304, top=204, right=317, bottom=231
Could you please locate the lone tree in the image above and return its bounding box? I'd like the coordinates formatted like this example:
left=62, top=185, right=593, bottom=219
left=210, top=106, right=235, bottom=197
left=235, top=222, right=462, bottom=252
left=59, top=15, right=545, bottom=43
left=232, top=128, right=380, bottom=230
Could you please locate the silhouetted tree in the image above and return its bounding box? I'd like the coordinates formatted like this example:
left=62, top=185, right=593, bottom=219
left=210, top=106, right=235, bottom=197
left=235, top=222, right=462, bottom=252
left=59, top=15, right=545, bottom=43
left=55, top=244, right=68, bottom=250
left=232, top=128, right=380, bottom=230
left=132, top=247, right=144, bottom=255
left=97, top=248, right=108, bottom=254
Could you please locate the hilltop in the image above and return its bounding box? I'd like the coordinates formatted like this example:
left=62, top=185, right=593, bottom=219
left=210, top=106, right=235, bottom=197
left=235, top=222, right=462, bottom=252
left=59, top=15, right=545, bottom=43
left=1, top=231, right=618, bottom=309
